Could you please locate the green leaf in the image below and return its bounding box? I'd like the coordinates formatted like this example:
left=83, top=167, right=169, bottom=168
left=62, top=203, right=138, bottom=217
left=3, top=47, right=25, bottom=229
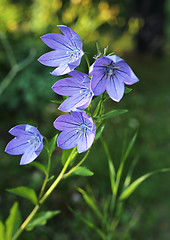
left=5, top=202, right=22, bottom=240
left=119, top=168, right=170, bottom=201
left=96, top=42, right=101, bottom=55
left=107, top=52, right=116, bottom=56
left=100, top=137, right=116, bottom=196
left=29, top=162, right=47, bottom=175
left=61, top=147, right=78, bottom=166
left=51, top=99, right=63, bottom=104
left=78, top=188, right=102, bottom=219
left=125, top=87, right=132, bottom=94
left=7, top=187, right=38, bottom=205
left=26, top=210, right=60, bottom=231
left=102, top=109, right=128, bottom=120
left=73, top=167, right=94, bottom=176
left=103, top=44, right=109, bottom=56
left=123, top=156, right=139, bottom=189
left=68, top=206, right=106, bottom=240
left=47, top=175, right=55, bottom=182
left=115, top=132, right=137, bottom=195
left=0, top=221, right=5, bottom=240
left=48, top=134, right=58, bottom=157
left=61, top=149, right=73, bottom=165
left=95, top=123, right=105, bottom=141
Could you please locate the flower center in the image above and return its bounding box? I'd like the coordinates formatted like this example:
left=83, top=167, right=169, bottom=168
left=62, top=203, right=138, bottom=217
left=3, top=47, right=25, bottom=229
left=105, top=65, right=114, bottom=80
left=76, top=123, right=89, bottom=137
left=67, top=47, right=81, bottom=63
left=28, top=134, right=41, bottom=149
left=80, top=87, right=92, bottom=99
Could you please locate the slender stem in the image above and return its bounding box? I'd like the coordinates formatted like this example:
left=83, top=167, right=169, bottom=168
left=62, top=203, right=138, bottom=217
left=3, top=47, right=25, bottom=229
left=39, top=148, right=77, bottom=205
left=63, top=150, right=90, bottom=178
left=0, top=33, right=17, bottom=67
left=12, top=148, right=77, bottom=240
left=38, top=174, right=48, bottom=199
left=39, top=151, right=51, bottom=199
left=84, top=53, right=90, bottom=70
left=12, top=205, right=39, bottom=240
left=0, top=49, right=36, bottom=95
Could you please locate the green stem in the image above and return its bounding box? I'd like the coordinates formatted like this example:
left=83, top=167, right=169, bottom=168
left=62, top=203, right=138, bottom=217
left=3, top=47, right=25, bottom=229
left=39, top=147, right=77, bottom=205
left=84, top=53, right=90, bottom=70
left=63, top=150, right=90, bottom=178
left=12, top=148, right=77, bottom=240
left=12, top=205, right=39, bottom=240
left=39, top=151, right=52, bottom=199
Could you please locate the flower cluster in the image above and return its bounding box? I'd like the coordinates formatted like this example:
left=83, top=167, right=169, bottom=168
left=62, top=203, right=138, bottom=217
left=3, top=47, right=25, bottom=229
left=5, top=25, right=139, bottom=164
left=41, top=25, right=138, bottom=154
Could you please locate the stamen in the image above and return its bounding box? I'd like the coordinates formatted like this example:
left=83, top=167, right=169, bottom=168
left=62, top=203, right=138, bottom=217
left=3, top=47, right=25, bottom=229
left=28, top=134, right=41, bottom=149
left=67, top=47, right=81, bottom=63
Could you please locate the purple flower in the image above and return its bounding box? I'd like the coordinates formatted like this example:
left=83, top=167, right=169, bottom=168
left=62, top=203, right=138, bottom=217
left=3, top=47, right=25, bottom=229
left=89, top=55, right=139, bottom=102
left=52, top=70, right=94, bottom=112
left=54, top=111, right=96, bottom=153
left=5, top=125, right=43, bottom=165
left=38, top=25, right=84, bottom=76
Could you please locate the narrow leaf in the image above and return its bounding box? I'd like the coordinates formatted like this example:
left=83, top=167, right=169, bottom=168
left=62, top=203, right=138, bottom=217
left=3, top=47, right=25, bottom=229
left=103, top=44, right=109, bottom=56
left=78, top=188, right=102, bottom=219
left=5, top=202, right=22, bottom=240
left=73, top=167, right=94, bottom=176
left=96, top=42, right=101, bottom=55
left=68, top=206, right=106, bottom=240
left=100, top=137, right=116, bottom=196
left=26, top=210, right=60, bottom=231
left=123, top=156, right=139, bottom=189
left=47, top=175, right=55, bottom=182
left=107, top=52, right=116, bottom=56
left=30, top=162, right=47, bottom=175
left=51, top=99, right=63, bottom=104
left=95, top=123, right=105, bottom=141
left=116, top=132, right=137, bottom=194
left=125, top=87, right=132, bottom=94
left=0, top=221, right=5, bottom=240
left=119, top=168, right=170, bottom=201
left=48, top=134, right=58, bottom=157
left=102, top=109, right=128, bottom=120
left=7, top=187, right=38, bottom=205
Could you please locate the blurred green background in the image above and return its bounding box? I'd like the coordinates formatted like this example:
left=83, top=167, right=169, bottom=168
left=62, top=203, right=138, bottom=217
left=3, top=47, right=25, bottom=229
left=0, top=0, right=170, bottom=239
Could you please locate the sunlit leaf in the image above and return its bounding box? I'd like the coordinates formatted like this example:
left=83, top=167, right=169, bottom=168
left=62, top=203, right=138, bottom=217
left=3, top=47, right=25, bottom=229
left=103, top=44, right=109, bottom=56
left=7, top=187, right=38, bottom=205
left=102, top=109, right=128, bottom=120
left=95, top=123, right=105, bottom=141
left=0, top=221, right=5, bottom=240
left=73, top=167, right=94, bottom=176
left=5, top=202, right=22, bottom=240
left=26, top=210, right=60, bottom=231
left=96, top=42, right=101, bottom=55
left=47, top=175, right=55, bottom=182
left=119, top=168, right=170, bottom=201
